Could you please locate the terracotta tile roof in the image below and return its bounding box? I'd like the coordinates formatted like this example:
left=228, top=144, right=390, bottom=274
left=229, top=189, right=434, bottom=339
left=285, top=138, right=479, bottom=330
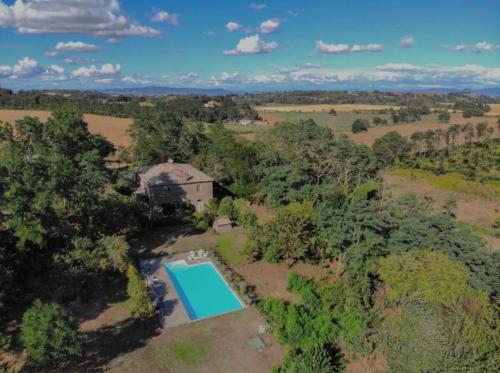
left=134, top=163, right=213, bottom=189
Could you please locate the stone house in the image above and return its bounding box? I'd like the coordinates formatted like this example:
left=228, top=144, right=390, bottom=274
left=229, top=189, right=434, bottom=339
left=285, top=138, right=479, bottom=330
left=133, top=161, right=213, bottom=212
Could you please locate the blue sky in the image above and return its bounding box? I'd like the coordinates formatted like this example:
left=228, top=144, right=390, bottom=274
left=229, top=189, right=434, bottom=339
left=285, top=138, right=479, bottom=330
left=0, top=0, right=499, bottom=91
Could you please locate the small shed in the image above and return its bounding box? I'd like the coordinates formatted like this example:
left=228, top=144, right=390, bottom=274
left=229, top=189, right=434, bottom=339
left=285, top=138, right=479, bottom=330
left=213, top=217, right=232, bottom=234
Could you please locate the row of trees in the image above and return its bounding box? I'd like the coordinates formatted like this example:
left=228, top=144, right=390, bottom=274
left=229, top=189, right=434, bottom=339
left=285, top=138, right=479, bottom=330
left=371, top=121, right=499, bottom=180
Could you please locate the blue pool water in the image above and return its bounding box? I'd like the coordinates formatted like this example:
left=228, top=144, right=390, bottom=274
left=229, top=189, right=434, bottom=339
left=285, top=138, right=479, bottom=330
left=164, top=261, right=244, bottom=320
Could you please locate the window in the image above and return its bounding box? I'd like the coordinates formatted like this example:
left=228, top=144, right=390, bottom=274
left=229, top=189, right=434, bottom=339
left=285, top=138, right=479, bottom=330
left=165, top=186, right=171, bottom=192
left=196, top=184, right=200, bottom=192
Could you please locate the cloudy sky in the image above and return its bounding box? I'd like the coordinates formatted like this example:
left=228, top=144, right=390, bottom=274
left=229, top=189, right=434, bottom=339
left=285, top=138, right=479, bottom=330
left=0, top=0, right=499, bottom=91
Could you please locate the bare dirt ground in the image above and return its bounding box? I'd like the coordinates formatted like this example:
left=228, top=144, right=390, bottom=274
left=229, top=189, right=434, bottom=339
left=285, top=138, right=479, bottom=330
left=345, top=351, right=388, bottom=373
left=234, top=261, right=335, bottom=302
left=0, top=109, right=132, bottom=147
left=383, top=171, right=500, bottom=249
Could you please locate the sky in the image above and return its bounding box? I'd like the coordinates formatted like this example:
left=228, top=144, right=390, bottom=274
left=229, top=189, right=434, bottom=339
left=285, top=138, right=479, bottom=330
left=0, top=0, right=499, bottom=91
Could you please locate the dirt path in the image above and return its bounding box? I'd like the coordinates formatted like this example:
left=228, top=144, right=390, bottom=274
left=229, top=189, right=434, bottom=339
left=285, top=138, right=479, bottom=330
left=383, top=171, right=500, bottom=249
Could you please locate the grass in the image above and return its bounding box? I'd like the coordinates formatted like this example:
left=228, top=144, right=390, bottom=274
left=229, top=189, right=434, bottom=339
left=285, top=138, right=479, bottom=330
left=166, top=339, right=209, bottom=368
left=215, top=232, right=246, bottom=266
left=391, top=168, right=500, bottom=200
left=259, top=111, right=391, bottom=132
left=255, top=104, right=399, bottom=112
left=456, top=220, right=496, bottom=239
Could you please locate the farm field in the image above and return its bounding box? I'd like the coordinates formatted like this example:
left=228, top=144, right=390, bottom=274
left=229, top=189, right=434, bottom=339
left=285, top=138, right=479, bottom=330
left=345, top=117, right=499, bottom=145
left=485, top=103, right=500, bottom=117
left=0, top=109, right=132, bottom=147
left=255, top=104, right=399, bottom=112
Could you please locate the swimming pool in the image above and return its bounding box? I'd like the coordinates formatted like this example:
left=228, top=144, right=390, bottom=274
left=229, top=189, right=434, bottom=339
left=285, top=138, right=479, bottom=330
left=164, top=260, right=245, bottom=320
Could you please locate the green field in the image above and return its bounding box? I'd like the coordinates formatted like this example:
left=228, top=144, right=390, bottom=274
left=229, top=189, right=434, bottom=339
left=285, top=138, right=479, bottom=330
left=391, top=168, right=500, bottom=200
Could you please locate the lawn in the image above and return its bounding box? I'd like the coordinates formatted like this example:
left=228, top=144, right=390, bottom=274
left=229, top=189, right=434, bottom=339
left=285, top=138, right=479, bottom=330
left=215, top=230, right=247, bottom=266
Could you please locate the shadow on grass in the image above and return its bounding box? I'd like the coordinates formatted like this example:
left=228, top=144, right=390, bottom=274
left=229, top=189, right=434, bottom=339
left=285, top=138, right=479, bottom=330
left=130, top=224, right=200, bottom=259
left=75, top=316, right=161, bottom=372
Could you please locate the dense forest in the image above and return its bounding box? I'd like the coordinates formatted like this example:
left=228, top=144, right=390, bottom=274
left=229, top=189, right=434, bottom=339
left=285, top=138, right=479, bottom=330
left=0, top=96, right=499, bottom=371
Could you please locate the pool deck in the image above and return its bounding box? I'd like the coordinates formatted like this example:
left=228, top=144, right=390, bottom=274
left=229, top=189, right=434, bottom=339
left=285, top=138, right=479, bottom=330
left=141, top=254, right=236, bottom=328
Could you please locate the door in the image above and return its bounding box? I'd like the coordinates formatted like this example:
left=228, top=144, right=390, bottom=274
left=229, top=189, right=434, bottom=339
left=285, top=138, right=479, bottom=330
left=195, top=199, right=204, bottom=212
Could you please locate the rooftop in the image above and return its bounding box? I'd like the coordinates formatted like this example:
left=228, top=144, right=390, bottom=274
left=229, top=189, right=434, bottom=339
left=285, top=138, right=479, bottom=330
left=134, top=162, right=213, bottom=186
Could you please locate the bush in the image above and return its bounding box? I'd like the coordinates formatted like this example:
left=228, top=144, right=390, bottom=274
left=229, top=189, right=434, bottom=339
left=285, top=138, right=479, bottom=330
left=21, top=300, right=80, bottom=366
left=126, top=264, right=154, bottom=317
left=438, top=111, right=451, bottom=123
left=351, top=119, right=369, bottom=133
left=218, top=196, right=238, bottom=221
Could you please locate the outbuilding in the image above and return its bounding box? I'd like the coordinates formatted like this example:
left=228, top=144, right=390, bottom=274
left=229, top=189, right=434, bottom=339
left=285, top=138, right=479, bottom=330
left=213, top=217, right=233, bottom=234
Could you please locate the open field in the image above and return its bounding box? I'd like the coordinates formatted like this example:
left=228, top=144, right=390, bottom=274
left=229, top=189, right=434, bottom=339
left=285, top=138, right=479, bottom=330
left=255, top=104, right=399, bottom=112
left=383, top=170, right=500, bottom=250
left=485, top=103, right=500, bottom=117
left=344, top=118, right=499, bottom=145
left=0, top=109, right=132, bottom=147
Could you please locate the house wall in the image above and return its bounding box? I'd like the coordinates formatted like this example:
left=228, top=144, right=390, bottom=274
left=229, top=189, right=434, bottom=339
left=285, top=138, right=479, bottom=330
left=146, top=181, right=213, bottom=210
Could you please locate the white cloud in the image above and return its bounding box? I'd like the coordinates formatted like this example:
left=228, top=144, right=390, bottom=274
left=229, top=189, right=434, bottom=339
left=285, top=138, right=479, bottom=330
left=210, top=72, right=242, bottom=86
left=63, top=57, right=87, bottom=65
left=224, top=34, right=278, bottom=55
left=249, top=3, right=267, bottom=11
left=72, top=63, right=121, bottom=78
left=55, top=41, right=102, bottom=52
left=287, top=10, right=299, bottom=17
left=442, top=41, right=500, bottom=53
left=316, top=40, right=383, bottom=54
left=203, top=30, right=216, bottom=36
left=152, top=10, right=180, bottom=26
left=179, top=72, right=199, bottom=82
left=225, top=22, right=243, bottom=32
left=0, top=0, right=161, bottom=37
left=258, top=18, right=280, bottom=34
left=399, top=36, right=415, bottom=48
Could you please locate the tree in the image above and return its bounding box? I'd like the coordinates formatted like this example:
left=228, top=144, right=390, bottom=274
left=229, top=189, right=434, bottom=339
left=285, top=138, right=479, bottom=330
left=217, top=196, right=238, bottom=220
left=129, top=110, right=205, bottom=165
left=372, top=131, right=412, bottom=167
left=127, top=264, right=154, bottom=317
left=97, top=235, right=131, bottom=273
left=21, top=300, right=81, bottom=366
left=247, top=203, right=326, bottom=265
left=438, top=111, right=451, bottom=123
left=328, top=108, right=337, bottom=116
left=0, top=109, right=114, bottom=249
left=351, top=119, right=369, bottom=133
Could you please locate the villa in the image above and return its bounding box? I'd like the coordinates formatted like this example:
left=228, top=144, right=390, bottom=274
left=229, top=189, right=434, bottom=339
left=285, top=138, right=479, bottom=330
left=133, top=161, right=213, bottom=212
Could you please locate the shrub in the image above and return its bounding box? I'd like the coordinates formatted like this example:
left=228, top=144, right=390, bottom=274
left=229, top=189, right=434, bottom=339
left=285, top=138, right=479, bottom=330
left=438, top=111, right=451, bottom=123
left=237, top=208, right=258, bottom=228
left=218, top=196, right=238, bottom=221
left=351, top=119, right=369, bottom=133
left=126, top=264, right=154, bottom=317
left=21, top=300, right=80, bottom=366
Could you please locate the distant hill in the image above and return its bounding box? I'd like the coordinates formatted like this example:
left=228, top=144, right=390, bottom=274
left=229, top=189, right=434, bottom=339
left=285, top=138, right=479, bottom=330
left=403, top=87, right=500, bottom=96
left=100, top=86, right=232, bottom=96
